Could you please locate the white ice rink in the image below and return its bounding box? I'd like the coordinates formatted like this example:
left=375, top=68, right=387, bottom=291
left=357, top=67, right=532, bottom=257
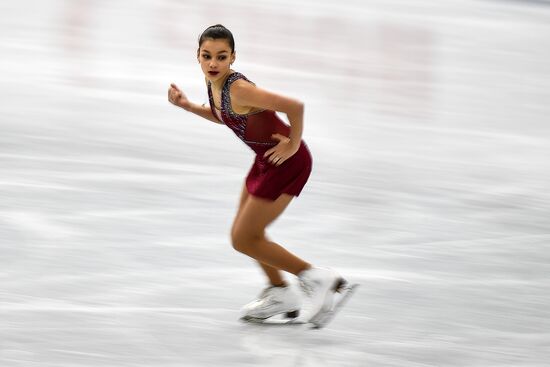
left=1, top=0, right=550, bottom=366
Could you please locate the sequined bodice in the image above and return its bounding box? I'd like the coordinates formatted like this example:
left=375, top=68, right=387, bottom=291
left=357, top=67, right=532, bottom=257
left=207, top=72, right=291, bottom=155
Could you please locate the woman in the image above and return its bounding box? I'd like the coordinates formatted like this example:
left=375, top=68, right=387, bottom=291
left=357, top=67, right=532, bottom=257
left=168, top=24, right=346, bottom=325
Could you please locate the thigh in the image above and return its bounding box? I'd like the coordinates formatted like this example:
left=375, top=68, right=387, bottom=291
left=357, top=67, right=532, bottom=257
left=234, top=181, right=250, bottom=223
left=233, top=193, right=294, bottom=237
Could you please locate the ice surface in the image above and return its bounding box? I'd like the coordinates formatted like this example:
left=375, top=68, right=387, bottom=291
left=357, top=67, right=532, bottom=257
left=1, top=0, right=550, bottom=366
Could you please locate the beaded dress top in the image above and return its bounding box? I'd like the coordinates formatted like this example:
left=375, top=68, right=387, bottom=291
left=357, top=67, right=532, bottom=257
left=207, top=72, right=291, bottom=155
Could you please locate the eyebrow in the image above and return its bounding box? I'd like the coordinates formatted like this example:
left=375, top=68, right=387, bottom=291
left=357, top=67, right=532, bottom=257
left=201, top=50, right=229, bottom=54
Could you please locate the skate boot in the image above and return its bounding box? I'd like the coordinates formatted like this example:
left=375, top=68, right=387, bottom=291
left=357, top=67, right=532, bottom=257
left=240, top=285, right=301, bottom=322
left=298, top=267, right=347, bottom=325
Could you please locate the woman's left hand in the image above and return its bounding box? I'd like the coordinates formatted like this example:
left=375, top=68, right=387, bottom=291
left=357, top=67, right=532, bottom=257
left=263, top=134, right=299, bottom=166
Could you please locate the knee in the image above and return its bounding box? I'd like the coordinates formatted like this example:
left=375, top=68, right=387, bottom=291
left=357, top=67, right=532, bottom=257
left=230, top=226, right=263, bottom=254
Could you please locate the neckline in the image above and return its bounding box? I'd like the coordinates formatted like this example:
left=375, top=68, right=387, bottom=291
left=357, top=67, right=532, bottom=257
left=208, top=71, right=237, bottom=111
left=208, top=72, right=264, bottom=117
left=208, top=71, right=237, bottom=92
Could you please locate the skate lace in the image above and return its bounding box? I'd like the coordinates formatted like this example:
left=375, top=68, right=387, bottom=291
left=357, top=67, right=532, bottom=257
left=257, top=286, right=278, bottom=302
left=258, top=287, right=271, bottom=299
left=299, top=279, right=314, bottom=297
left=254, top=287, right=283, bottom=308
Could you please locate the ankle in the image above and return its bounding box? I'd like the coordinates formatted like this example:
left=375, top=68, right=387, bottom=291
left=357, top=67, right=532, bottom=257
left=296, top=264, right=312, bottom=277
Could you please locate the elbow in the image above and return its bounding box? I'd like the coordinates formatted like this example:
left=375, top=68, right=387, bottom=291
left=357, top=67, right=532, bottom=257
left=283, top=100, right=304, bottom=118
left=294, top=100, right=304, bottom=116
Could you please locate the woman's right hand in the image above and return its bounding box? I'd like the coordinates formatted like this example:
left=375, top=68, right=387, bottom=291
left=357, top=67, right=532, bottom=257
left=168, top=83, right=191, bottom=111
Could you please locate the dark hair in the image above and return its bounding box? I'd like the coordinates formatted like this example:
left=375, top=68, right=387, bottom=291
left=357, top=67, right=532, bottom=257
left=198, top=24, right=235, bottom=53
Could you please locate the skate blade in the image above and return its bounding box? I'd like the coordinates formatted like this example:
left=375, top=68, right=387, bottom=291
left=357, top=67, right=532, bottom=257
left=310, top=283, right=359, bottom=329
left=241, top=317, right=305, bottom=325
left=240, top=310, right=304, bottom=325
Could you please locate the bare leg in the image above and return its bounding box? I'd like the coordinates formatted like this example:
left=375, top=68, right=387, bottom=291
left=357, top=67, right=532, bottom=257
left=231, top=192, right=311, bottom=276
left=258, top=261, right=286, bottom=286
left=233, top=183, right=286, bottom=285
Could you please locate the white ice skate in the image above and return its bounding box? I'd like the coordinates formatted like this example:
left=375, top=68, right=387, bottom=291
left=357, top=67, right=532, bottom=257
left=309, top=282, right=359, bottom=329
left=298, top=267, right=358, bottom=329
left=240, top=285, right=302, bottom=324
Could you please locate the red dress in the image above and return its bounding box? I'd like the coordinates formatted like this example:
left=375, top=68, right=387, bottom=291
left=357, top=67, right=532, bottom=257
left=207, top=72, right=312, bottom=201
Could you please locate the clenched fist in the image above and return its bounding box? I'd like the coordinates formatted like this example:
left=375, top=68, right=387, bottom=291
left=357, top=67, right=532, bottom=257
left=168, top=83, right=191, bottom=111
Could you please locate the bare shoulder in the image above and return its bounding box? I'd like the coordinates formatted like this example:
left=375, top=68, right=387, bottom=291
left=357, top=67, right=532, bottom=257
left=229, top=79, right=259, bottom=114
left=229, top=75, right=302, bottom=113
left=229, top=78, right=256, bottom=97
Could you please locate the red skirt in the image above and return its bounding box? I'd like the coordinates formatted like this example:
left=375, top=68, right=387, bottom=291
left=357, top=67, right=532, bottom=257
left=246, top=141, right=313, bottom=201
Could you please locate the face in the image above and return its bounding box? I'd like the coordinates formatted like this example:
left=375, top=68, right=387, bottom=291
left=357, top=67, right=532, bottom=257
left=197, top=38, right=235, bottom=83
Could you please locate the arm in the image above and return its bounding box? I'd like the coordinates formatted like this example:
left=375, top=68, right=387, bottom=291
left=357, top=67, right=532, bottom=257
left=185, top=101, right=222, bottom=124
left=168, top=83, right=222, bottom=124
left=230, top=80, right=304, bottom=149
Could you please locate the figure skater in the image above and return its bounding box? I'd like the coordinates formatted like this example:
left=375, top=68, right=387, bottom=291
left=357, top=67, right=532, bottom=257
left=168, top=24, right=348, bottom=326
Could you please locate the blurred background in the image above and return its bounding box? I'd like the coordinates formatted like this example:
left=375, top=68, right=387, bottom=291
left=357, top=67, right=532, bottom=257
left=1, top=0, right=550, bottom=366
